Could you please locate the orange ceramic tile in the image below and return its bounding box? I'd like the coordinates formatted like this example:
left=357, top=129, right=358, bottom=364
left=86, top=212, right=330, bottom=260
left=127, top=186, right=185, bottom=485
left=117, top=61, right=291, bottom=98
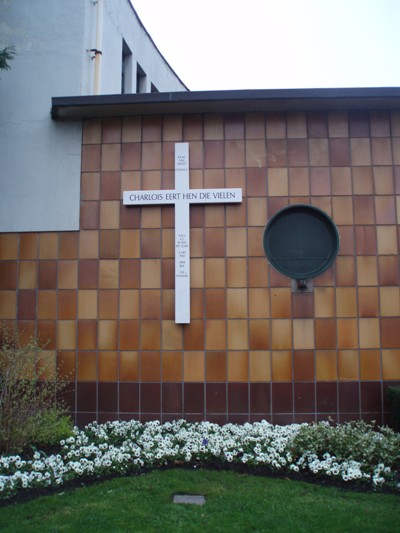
left=205, top=204, right=225, bottom=227
left=245, top=113, right=265, bottom=139
left=206, top=351, right=227, bottom=381
left=332, top=197, right=353, bottom=225
left=18, top=261, right=36, bottom=289
left=142, top=116, right=162, bottom=142
left=97, top=289, right=118, bottom=319
left=191, top=258, right=204, bottom=289
left=268, top=168, right=288, bottom=196
left=249, top=351, right=271, bottom=381
left=352, top=167, right=374, bottom=195
left=0, top=291, right=16, bottom=318
left=37, top=320, right=56, bottom=350
left=205, top=288, right=226, bottom=319
left=225, top=139, right=245, bottom=168
left=162, top=258, right=174, bottom=289
left=98, top=320, right=118, bottom=350
left=77, top=351, right=97, bottom=381
left=141, top=206, right=162, bottom=229
left=205, top=258, right=225, bottom=288
left=119, top=259, right=140, bottom=290
left=77, top=320, right=97, bottom=350
left=359, top=318, right=380, bottom=348
left=139, top=289, right=160, bottom=320
left=337, top=318, right=358, bottom=349
left=310, top=196, right=333, bottom=217
left=205, top=227, right=225, bottom=257
left=226, top=258, right=247, bottom=288
left=204, top=140, right=224, bottom=168
left=99, top=230, right=119, bottom=259
left=249, top=288, right=270, bottom=318
left=99, top=260, right=119, bottom=288
left=355, top=226, right=377, bottom=255
left=245, top=140, right=267, bottom=167
left=247, top=227, right=264, bottom=257
left=335, top=256, right=356, bottom=286
left=359, top=350, right=381, bottom=380
left=83, top=119, right=102, bottom=144
left=183, top=351, right=205, bottom=382
left=338, top=350, right=359, bottom=380
left=101, top=144, right=120, bottom=172
left=98, top=351, right=118, bottom=382
left=353, top=196, right=375, bottom=224
left=350, top=138, right=371, bottom=165
left=140, top=259, right=161, bottom=289
left=204, top=114, right=224, bottom=140
left=247, top=198, right=267, bottom=227
left=162, top=228, right=175, bottom=258
left=140, top=320, right=161, bottom=350
left=78, top=230, right=99, bottom=259
left=248, top=258, right=268, bottom=288
left=357, top=256, right=378, bottom=286
left=162, top=320, right=184, bottom=350
left=382, top=350, right=400, bottom=379
left=120, top=229, right=140, bottom=258
left=377, top=225, right=398, bottom=254
left=371, top=138, right=392, bottom=165
left=315, top=318, right=336, bottom=349
left=119, top=289, right=139, bottom=319
left=39, top=233, right=58, bottom=259
left=227, top=319, right=248, bottom=349
left=375, top=196, right=396, bottom=225
left=270, top=288, right=292, bottom=318
left=37, top=290, right=56, bottom=319
left=266, top=139, right=287, bottom=167
left=140, top=351, right=161, bottom=382
left=358, top=287, right=379, bottom=317
left=99, top=201, right=119, bottom=229
left=58, top=290, right=77, bottom=320
left=77, top=290, right=97, bottom=319
left=59, top=233, right=79, bottom=260
left=293, top=319, right=314, bottom=349
left=141, top=142, right=162, bottom=170
left=141, top=170, right=162, bottom=191
left=271, top=351, right=292, bottom=381
left=119, top=351, right=139, bottom=381
left=19, top=233, right=38, bottom=260
left=81, top=172, right=100, bottom=201
left=246, top=167, right=267, bottom=197
left=336, top=287, right=357, bottom=317
left=227, top=289, right=248, bottom=318
left=328, top=111, right=348, bottom=137
left=57, top=261, right=77, bottom=290
left=205, top=320, right=227, bottom=350
left=308, top=139, right=329, bottom=166
left=228, top=351, right=249, bottom=381
left=57, top=320, right=76, bottom=350
left=373, top=166, right=394, bottom=195
left=81, top=144, right=101, bottom=172
left=271, top=319, right=292, bottom=350
left=141, top=228, right=161, bottom=259
left=249, top=319, right=270, bottom=350
left=226, top=228, right=247, bottom=257
left=183, top=115, right=203, bottom=140
left=289, top=167, right=310, bottom=196
left=190, top=289, right=204, bottom=319
left=331, top=167, right=352, bottom=195
left=337, top=226, right=355, bottom=256
left=226, top=202, right=247, bottom=227
left=161, top=351, right=182, bottom=382
left=310, top=168, right=330, bottom=196
left=316, top=350, right=338, bottom=381
left=380, top=287, right=400, bottom=316
left=162, top=115, right=183, bottom=141
left=226, top=168, right=246, bottom=191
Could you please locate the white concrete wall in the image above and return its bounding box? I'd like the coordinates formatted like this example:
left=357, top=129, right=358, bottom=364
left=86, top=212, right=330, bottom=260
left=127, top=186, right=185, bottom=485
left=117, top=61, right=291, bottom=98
left=0, top=0, right=186, bottom=233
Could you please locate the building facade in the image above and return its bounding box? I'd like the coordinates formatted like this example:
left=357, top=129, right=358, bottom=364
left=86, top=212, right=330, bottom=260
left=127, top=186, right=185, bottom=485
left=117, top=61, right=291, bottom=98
left=1, top=88, right=400, bottom=426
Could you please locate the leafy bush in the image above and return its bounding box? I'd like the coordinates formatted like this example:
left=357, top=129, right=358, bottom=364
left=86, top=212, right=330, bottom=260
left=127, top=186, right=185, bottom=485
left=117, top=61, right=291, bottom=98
left=386, top=386, right=400, bottom=432
left=0, top=323, right=73, bottom=454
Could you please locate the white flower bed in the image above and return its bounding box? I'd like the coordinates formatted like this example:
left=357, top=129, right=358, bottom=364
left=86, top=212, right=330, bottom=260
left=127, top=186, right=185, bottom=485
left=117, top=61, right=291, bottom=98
left=0, top=419, right=399, bottom=500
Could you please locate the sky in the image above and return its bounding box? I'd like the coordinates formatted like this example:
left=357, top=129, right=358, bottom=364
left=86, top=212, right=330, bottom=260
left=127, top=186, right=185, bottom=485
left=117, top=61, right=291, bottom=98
left=131, top=0, right=400, bottom=91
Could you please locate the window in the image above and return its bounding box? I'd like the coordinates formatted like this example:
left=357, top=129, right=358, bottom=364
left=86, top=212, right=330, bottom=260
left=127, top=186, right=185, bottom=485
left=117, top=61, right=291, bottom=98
left=136, top=63, right=147, bottom=93
left=121, top=40, right=133, bottom=94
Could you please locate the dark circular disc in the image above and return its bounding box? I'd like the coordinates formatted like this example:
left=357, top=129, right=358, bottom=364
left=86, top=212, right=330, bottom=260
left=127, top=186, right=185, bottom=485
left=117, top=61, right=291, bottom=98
left=263, top=204, right=340, bottom=280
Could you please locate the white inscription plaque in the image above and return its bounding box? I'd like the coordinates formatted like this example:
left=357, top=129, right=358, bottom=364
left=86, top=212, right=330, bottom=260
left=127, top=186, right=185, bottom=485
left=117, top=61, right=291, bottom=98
left=123, top=142, right=242, bottom=324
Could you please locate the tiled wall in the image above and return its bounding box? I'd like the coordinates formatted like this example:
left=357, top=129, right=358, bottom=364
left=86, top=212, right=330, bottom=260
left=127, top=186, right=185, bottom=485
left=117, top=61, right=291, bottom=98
left=1, top=109, right=400, bottom=426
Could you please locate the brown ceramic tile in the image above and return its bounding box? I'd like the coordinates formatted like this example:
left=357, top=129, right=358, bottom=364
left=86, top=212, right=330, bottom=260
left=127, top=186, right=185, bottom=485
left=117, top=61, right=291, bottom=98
left=206, top=383, right=226, bottom=414
left=39, top=233, right=58, bottom=259
left=359, top=350, right=381, bottom=380
left=57, top=350, right=76, bottom=380
left=98, top=351, right=118, bottom=382
left=227, top=351, right=248, bottom=381
left=59, top=233, right=79, bottom=259
left=16, top=262, right=33, bottom=289
left=204, top=117, right=224, bottom=141
left=228, top=383, right=249, bottom=413
left=375, top=196, right=396, bottom=225
left=310, top=167, right=331, bottom=196
left=141, top=259, right=161, bottom=288
left=329, top=138, right=350, bottom=166
left=314, top=288, right=335, bottom=317
left=102, top=118, right=121, bottom=143
left=120, top=203, right=140, bottom=230
left=37, top=320, right=56, bottom=350
left=183, top=115, right=203, bottom=140
left=38, top=260, right=57, bottom=289
left=79, top=230, right=99, bottom=259
left=98, top=320, right=118, bottom=350
left=119, top=320, right=139, bottom=350
left=335, top=256, right=356, bottom=286
left=355, top=226, right=377, bottom=255
left=141, top=229, right=161, bottom=258
left=315, top=318, right=336, bottom=349
left=270, top=288, right=292, bottom=318
left=58, top=290, right=77, bottom=319
left=225, top=140, right=245, bottom=168
left=247, top=227, right=264, bottom=257
left=77, top=352, right=97, bottom=381
left=380, top=286, right=400, bottom=316
left=332, top=196, right=353, bottom=225
left=82, top=145, right=101, bottom=172
left=58, top=261, right=78, bottom=289
left=205, top=258, right=225, bottom=288
left=120, top=229, right=140, bottom=258
left=266, top=112, right=286, bottom=138
left=226, top=202, right=247, bottom=227
left=141, top=383, right=161, bottom=414
left=352, top=167, right=373, bottom=195
left=287, top=139, right=308, bottom=166
left=162, top=320, right=183, bottom=350
left=119, top=259, right=140, bottom=289
left=119, top=289, right=139, bottom=319
left=19, top=233, right=38, bottom=260
left=205, top=228, right=225, bottom=257
left=293, top=319, right=314, bottom=350
left=248, top=288, right=270, bottom=318
left=249, top=319, right=270, bottom=350
left=204, top=140, right=224, bottom=168
left=371, top=138, right=392, bottom=165
left=246, top=140, right=267, bottom=167
left=348, top=111, right=370, bottom=137
left=142, top=116, right=162, bottom=142
left=377, top=225, right=398, bottom=254
left=245, top=113, right=265, bottom=139
left=98, top=289, right=118, bottom=319
left=338, top=350, right=359, bottom=380
left=99, top=260, right=119, bottom=288
left=374, top=166, right=394, bottom=195
left=307, top=111, right=328, bottom=138
left=288, top=167, right=309, bottom=196
left=247, top=167, right=267, bottom=197
left=338, top=382, right=360, bottom=414
left=378, top=256, right=400, bottom=285
left=37, top=290, right=56, bottom=319
left=140, top=320, right=161, bottom=350
left=140, top=351, right=161, bottom=382
left=205, top=289, right=226, bottom=318
left=358, top=287, right=379, bottom=317
left=161, top=351, right=182, bottom=382
left=293, top=350, right=314, bottom=381
left=205, top=319, right=226, bottom=350
left=83, top=119, right=101, bottom=144
left=271, top=383, right=293, bottom=414
left=57, top=320, right=76, bottom=350
left=331, top=167, right=352, bottom=195
left=328, top=112, right=348, bottom=137
left=141, top=143, right=162, bottom=170
left=350, top=138, right=371, bottom=165
left=99, top=230, right=120, bottom=258
left=266, top=139, right=287, bottom=167
left=163, top=115, right=183, bottom=142
left=294, top=382, right=315, bottom=413
left=205, top=205, right=224, bottom=227
left=382, top=349, right=400, bottom=379
left=0, top=291, right=16, bottom=319
left=287, top=112, right=307, bottom=138
left=268, top=168, right=288, bottom=196
left=357, top=256, right=378, bottom=286
left=292, top=292, right=314, bottom=318
left=248, top=351, right=270, bottom=381
left=183, top=351, right=204, bottom=382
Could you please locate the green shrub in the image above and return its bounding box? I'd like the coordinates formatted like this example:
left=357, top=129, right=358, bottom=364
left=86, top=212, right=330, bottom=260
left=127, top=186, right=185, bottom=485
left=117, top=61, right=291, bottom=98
left=0, top=323, right=73, bottom=454
left=386, top=386, right=400, bottom=432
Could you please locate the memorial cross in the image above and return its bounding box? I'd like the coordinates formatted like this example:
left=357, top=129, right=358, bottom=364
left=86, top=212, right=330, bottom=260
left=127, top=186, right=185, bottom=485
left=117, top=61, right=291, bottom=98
left=123, top=142, right=242, bottom=324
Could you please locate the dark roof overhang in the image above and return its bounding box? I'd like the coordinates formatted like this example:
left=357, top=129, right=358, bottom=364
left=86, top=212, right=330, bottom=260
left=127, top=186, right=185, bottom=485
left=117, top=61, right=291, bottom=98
left=51, top=87, right=400, bottom=120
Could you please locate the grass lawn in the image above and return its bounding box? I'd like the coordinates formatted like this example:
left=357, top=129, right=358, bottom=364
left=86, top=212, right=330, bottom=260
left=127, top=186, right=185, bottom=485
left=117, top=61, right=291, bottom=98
left=0, top=469, right=398, bottom=532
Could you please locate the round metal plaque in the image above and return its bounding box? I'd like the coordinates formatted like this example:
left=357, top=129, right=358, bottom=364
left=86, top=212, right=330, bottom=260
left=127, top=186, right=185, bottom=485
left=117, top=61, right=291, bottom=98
left=263, top=204, right=340, bottom=280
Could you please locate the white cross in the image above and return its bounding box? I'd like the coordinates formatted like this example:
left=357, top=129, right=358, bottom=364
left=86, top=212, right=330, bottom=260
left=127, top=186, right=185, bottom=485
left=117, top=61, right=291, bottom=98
left=123, top=142, right=242, bottom=324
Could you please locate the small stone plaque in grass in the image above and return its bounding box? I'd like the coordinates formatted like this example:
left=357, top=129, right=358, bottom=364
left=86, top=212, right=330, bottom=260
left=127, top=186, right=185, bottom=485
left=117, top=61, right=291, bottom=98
left=173, top=494, right=206, bottom=505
